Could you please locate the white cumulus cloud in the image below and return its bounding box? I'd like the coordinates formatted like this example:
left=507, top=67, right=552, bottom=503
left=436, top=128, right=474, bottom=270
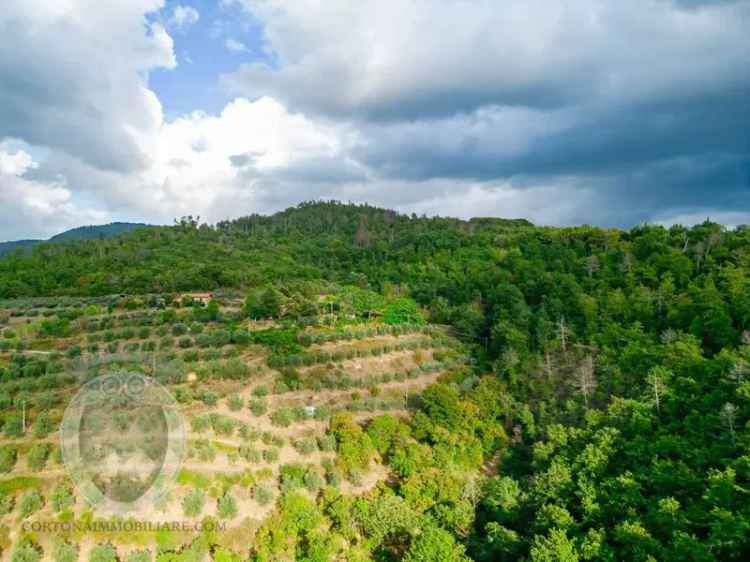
left=169, top=5, right=200, bottom=30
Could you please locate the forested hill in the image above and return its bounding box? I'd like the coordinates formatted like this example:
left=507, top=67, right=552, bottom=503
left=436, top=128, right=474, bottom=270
left=2, top=200, right=750, bottom=559
left=0, top=221, right=148, bottom=257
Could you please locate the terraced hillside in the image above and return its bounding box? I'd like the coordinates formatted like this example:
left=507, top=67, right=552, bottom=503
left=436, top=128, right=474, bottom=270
left=0, top=291, right=468, bottom=561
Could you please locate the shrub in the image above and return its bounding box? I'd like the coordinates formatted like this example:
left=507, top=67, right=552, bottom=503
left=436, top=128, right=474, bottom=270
left=190, top=415, right=211, bottom=433
left=27, top=444, right=50, bottom=471
left=254, top=485, right=274, bottom=506
left=178, top=337, right=193, bottom=349
left=248, top=399, right=267, bottom=416
left=217, top=493, right=238, bottom=519
left=263, top=448, right=280, bottom=463
left=270, top=408, right=293, bottom=427
left=304, top=470, right=325, bottom=493
left=212, top=415, right=235, bottom=436
left=33, top=412, right=55, bottom=438
left=12, top=543, right=42, bottom=562
left=89, top=544, right=117, bottom=562
left=317, top=434, right=337, bottom=452
left=0, top=447, right=17, bottom=472
left=20, top=490, right=43, bottom=518
left=54, top=543, right=78, bottom=562
left=252, top=385, right=269, bottom=398
left=195, top=333, right=213, bottom=348
left=0, top=491, right=13, bottom=515
left=51, top=484, right=75, bottom=512
left=280, top=464, right=306, bottom=492
left=127, top=550, right=151, bottom=562
left=294, top=438, right=317, bottom=456
left=218, top=358, right=249, bottom=381
left=193, top=440, right=216, bottom=462
left=172, top=323, right=188, bottom=336
left=182, top=489, right=205, bottom=517
left=198, top=391, right=218, bottom=406
left=228, top=394, right=243, bottom=412
left=174, top=387, right=194, bottom=404
left=238, top=445, right=261, bottom=463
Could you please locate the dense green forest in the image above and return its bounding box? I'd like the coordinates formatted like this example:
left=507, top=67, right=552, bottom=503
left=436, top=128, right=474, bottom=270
left=2, top=201, right=750, bottom=561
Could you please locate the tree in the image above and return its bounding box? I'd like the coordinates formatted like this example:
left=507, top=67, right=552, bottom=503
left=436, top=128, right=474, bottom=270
left=54, top=543, right=78, bottom=562
left=403, top=526, right=470, bottom=562
left=720, top=403, right=737, bottom=446
left=182, top=490, right=205, bottom=517
left=530, top=528, right=579, bottom=562
left=646, top=366, right=671, bottom=414
left=572, top=356, right=597, bottom=407
left=12, top=544, right=42, bottom=562
left=89, top=544, right=117, bottom=562
left=20, top=491, right=43, bottom=518
left=218, top=493, right=238, bottom=519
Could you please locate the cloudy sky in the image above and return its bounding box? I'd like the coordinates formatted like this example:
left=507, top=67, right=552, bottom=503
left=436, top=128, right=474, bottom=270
left=1, top=0, right=748, bottom=241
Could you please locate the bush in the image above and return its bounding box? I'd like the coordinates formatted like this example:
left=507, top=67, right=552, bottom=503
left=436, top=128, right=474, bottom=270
left=178, top=337, right=193, bottom=349
left=27, top=444, right=49, bottom=471
left=198, top=391, right=218, bottom=406
left=33, top=412, right=55, bottom=438
left=12, top=543, right=42, bottom=562
left=217, top=358, right=249, bottom=380
left=252, top=385, right=269, bottom=398
left=51, top=484, right=75, bottom=512
left=317, top=434, right=337, bottom=452
left=0, top=491, right=13, bottom=515
left=263, top=448, right=280, bottom=463
left=182, top=489, right=205, bottom=517
left=193, top=440, right=216, bottom=462
left=248, top=399, right=267, bottom=416
left=89, top=544, right=117, bottom=562
left=212, top=415, right=235, bottom=436
left=127, top=550, right=151, bottom=562
left=190, top=415, right=211, bottom=433
left=172, top=323, right=188, bottom=336
left=217, top=493, right=238, bottom=519
left=20, top=490, right=43, bottom=518
left=174, top=387, right=194, bottom=404
left=294, top=438, right=317, bottom=456
left=254, top=485, right=274, bottom=505
left=238, top=445, right=261, bottom=463
left=0, top=447, right=18, bottom=472
left=54, top=543, right=78, bottom=562
left=270, top=408, right=294, bottom=428
left=227, top=394, right=244, bottom=411
left=304, top=470, right=325, bottom=493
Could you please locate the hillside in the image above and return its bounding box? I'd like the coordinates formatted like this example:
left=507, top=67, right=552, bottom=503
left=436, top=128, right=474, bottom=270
left=0, top=222, right=149, bottom=257
left=0, top=201, right=749, bottom=561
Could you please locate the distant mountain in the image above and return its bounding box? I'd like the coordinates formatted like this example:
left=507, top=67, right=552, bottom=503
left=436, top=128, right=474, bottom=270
left=0, top=222, right=149, bottom=256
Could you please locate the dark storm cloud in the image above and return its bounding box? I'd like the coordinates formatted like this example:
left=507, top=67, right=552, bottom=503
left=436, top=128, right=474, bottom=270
left=221, top=0, right=750, bottom=226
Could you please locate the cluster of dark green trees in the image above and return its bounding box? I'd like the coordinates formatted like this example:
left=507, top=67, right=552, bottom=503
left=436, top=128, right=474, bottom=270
left=1, top=201, right=749, bottom=560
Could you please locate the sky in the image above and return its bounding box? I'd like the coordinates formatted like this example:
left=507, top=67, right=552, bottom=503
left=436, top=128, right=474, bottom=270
left=0, top=0, right=749, bottom=241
